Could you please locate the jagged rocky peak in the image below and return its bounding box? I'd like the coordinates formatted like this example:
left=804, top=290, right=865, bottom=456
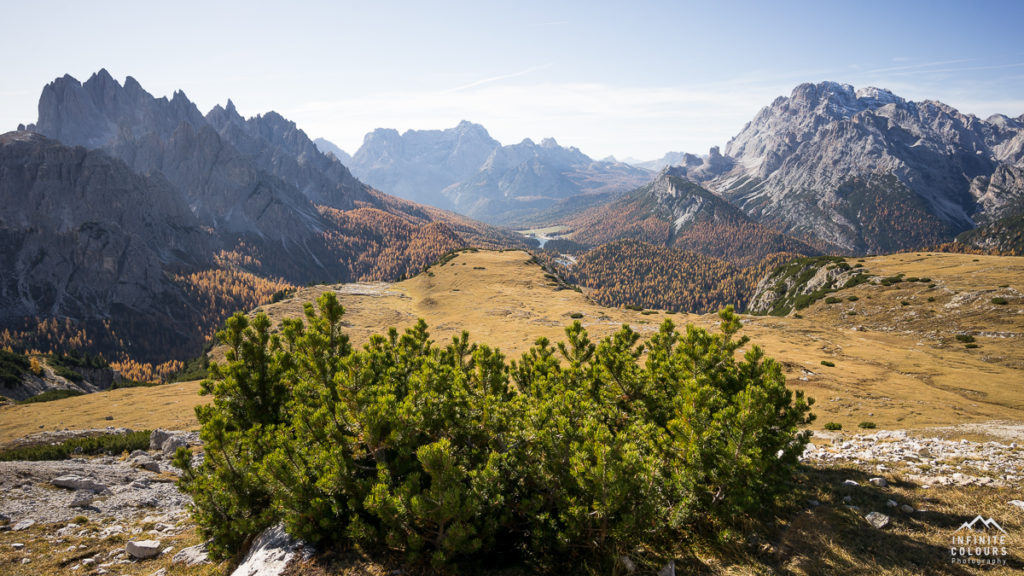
left=708, top=81, right=1024, bottom=252
left=36, top=70, right=205, bottom=149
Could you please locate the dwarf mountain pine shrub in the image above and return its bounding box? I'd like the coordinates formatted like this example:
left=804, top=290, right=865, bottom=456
left=177, top=295, right=815, bottom=573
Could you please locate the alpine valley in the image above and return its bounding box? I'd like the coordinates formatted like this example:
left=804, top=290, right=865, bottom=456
left=1, top=71, right=1024, bottom=576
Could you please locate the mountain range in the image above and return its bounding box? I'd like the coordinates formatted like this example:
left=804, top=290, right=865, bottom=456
left=2, top=71, right=1023, bottom=372
left=328, top=121, right=652, bottom=225
left=2, top=70, right=525, bottom=365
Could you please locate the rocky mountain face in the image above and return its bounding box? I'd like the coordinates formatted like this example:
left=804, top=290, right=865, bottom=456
left=348, top=121, right=500, bottom=209
left=206, top=103, right=371, bottom=210
left=32, top=70, right=330, bottom=262
left=0, top=132, right=211, bottom=361
left=567, top=171, right=817, bottom=266
left=347, top=122, right=651, bottom=225
left=3, top=70, right=525, bottom=367
left=696, top=82, right=1024, bottom=253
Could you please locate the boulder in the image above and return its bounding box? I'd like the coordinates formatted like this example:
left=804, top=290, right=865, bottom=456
left=149, top=429, right=172, bottom=450
left=230, top=523, right=311, bottom=576
left=12, top=519, right=35, bottom=531
left=868, top=477, right=888, bottom=487
left=126, top=539, right=162, bottom=560
left=52, top=475, right=107, bottom=493
left=161, top=436, right=187, bottom=456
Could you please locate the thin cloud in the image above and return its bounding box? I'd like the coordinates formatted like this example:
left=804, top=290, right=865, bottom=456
left=441, top=64, right=554, bottom=94
left=866, top=58, right=974, bottom=74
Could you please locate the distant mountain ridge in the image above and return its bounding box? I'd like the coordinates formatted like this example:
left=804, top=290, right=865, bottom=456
left=341, top=121, right=652, bottom=225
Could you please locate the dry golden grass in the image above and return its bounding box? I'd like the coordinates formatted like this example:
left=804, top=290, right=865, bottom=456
left=1, top=249, right=1021, bottom=575
left=254, top=249, right=1024, bottom=434
left=0, top=382, right=204, bottom=449
left=3, top=249, right=1022, bottom=447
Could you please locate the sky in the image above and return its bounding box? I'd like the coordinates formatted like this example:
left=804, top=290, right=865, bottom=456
left=2, top=0, right=1024, bottom=161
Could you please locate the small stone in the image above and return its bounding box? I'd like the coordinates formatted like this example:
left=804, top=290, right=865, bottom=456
left=12, top=543, right=25, bottom=550
left=901, top=504, right=915, bottom=514
left=126, top=539, right=162, bottom=559
left=885, top=499, right=898, bottom=508
left=70, top=491, right=95, bottom=508
left=21, top=558, right=31, bottom=564
left=172, top=542, right=211, bottom=566
left=12, top=519, right=35, bottom=531
left=104, top=415, right=114, bottom=421
left=149, top=569, right=168, bottom=576
left=842, top=495, right=853, bottom=504
left=1009, top=500, right=1024, bottom=511
left=82, top=558, right=96, bottom=566
left=131, top=456, right=161, bottom=473
left=865, top=511, right=890, bottom=529
left=842, top=479, right=860, bottom=487
left=869, top=477, right=888, bottom=487
left=807, top=499, right=821, bottom=507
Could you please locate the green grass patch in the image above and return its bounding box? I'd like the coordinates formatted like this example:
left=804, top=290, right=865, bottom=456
left=17, top=389, right=85, bottom=404
left=0, top=430, right=151, bottom=462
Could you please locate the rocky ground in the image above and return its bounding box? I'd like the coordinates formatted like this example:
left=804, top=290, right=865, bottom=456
left=803, top=424, right=1024, bottom=488
left=0, top=429, right=212, bottom=575
left=1, top=424, right=1021, bottom=575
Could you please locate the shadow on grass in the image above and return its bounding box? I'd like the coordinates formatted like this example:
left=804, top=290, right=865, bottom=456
left=765, top=465, right=1023, bottom=575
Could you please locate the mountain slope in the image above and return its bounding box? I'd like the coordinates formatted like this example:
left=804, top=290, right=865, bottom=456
left=701, top=82, right=1024, bottom=252
left=565, top=172, right=818, bottom=266
left=0, top=132, right=211, bottom=362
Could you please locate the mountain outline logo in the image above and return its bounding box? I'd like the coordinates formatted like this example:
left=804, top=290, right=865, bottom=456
left=956, top=515, right=1007, bottom=534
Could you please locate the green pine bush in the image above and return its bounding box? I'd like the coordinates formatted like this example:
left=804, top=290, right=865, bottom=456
left=177, top=296, right=815, bottom=572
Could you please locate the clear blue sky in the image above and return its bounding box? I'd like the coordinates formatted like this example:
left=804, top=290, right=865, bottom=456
left=2, top=0, right=1023, bottom=160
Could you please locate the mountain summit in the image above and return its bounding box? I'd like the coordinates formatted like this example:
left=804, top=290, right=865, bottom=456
left=693, top=81, right=1024, bottom=252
